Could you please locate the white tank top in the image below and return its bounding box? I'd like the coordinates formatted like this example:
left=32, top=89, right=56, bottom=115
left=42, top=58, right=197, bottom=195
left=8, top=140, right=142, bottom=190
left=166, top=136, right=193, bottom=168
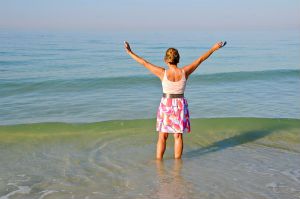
left=162, top=69, right=187, bottom=94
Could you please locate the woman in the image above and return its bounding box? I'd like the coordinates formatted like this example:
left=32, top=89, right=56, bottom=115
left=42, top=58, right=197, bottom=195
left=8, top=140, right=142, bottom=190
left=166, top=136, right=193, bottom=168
left=124, top=41, right=225, bottom=159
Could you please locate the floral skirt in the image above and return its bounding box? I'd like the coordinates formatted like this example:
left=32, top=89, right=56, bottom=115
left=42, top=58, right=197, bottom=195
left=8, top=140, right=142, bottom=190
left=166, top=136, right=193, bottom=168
left=156, top=97, right=191, bottom=133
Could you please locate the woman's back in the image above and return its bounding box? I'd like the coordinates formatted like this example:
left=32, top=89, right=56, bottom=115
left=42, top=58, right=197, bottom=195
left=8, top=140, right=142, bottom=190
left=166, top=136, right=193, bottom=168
left=162, top=68, right=187, bottom=94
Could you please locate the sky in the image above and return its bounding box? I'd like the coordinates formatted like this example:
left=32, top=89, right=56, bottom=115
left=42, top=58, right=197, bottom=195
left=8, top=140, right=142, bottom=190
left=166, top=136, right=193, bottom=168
left=0, top=0, right=299, bottom=31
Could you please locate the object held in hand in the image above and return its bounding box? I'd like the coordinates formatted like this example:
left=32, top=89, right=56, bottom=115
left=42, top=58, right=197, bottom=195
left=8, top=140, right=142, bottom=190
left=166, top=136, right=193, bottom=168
left=221, top=41, right=227, bottom=48
left=124, top=41, right=131, bottom=51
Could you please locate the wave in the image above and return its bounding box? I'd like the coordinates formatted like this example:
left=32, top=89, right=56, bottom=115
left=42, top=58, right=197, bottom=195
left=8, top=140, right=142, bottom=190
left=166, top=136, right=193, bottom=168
left=0, top=60, right=34, bottom=66
left=1, top=69, right=299, bottom=95
left=0, top=117, right=299, bottom=152
left=198, top=68, right=299, bottom=82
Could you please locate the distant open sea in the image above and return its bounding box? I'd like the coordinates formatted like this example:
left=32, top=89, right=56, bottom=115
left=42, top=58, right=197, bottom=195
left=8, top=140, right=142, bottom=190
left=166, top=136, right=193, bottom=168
left=0, top=30, right=300, bottom=125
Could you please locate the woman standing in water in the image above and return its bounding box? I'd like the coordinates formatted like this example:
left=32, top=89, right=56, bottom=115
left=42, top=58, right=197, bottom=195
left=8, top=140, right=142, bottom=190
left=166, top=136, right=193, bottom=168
left=124, top=41, right=225, bottom=159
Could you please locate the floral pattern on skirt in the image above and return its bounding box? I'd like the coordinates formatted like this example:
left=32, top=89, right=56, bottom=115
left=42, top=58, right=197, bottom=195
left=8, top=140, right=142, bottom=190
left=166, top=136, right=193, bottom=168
left=156, top=97, right=191, bottom=133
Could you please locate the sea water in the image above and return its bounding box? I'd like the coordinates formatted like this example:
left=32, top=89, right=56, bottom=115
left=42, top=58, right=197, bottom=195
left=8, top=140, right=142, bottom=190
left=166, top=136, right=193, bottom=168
left=0, top=118, right=300, bottom=199
left=0, top=30, right=300, bottom=199
left=0, top=30, right=300, bottom=125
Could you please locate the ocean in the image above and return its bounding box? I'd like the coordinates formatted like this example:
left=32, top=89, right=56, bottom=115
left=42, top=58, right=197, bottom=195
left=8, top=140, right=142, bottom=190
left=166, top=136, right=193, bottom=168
left=1, top=30, right=300, bottom=124
left=0, top=30, right=300, bottom=199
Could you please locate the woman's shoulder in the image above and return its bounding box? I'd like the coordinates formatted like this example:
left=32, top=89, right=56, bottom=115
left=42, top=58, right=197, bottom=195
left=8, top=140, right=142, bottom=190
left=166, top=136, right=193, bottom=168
left=180, top=67, right=188, bottom=79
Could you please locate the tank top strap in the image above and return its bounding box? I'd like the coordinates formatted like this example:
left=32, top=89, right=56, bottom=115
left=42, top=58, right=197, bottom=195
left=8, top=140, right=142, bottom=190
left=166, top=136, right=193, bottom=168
left=163, top=69, right=167, bottom=80
left=181, top=68, right=186, bottom=80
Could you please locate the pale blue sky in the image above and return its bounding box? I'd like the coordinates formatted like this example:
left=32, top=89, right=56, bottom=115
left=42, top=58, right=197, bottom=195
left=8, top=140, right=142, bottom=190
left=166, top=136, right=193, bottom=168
left=0, top=0, right=299, bottom=31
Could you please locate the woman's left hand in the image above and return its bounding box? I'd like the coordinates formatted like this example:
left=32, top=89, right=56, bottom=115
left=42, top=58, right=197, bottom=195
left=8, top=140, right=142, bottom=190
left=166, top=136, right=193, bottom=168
left=124, top=41, right=132, bottom=53
left=212, top=41, right=224, bottom=51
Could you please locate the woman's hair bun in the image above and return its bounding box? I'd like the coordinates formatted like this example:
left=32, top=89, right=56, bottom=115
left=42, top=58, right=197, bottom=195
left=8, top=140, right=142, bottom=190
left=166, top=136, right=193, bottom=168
left=164, top=48, right=180, bottom=64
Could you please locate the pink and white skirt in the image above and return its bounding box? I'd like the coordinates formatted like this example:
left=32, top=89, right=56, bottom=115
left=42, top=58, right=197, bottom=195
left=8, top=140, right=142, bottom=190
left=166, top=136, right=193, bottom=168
left=156, top=97, right=191, bottom=133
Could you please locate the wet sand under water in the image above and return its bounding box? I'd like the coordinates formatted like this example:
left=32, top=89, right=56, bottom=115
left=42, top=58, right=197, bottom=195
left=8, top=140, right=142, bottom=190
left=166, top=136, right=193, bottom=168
left=0, top=117, right=299, bottom=199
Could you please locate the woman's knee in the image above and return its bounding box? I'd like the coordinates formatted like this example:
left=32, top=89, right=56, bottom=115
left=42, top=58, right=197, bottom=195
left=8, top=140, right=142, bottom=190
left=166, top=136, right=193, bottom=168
left=158, top=132, right=168, bottom=141
left=173, top=133, right=182, bottom=140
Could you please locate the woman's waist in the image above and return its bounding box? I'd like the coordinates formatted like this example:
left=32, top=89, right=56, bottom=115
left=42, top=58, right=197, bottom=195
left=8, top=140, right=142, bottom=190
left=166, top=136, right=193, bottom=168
left=162, top=93, right=184, bottom=98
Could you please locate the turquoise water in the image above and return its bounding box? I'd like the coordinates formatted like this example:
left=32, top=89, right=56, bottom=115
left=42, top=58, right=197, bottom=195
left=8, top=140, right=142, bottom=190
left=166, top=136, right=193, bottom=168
left=1, top=30, right=300, bottom=124
left=0, top=118, right=299, bottom=198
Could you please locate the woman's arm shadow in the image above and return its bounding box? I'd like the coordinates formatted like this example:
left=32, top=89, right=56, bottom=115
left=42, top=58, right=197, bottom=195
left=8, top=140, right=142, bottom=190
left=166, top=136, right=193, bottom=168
left=184, top=126, right=284, bottom=159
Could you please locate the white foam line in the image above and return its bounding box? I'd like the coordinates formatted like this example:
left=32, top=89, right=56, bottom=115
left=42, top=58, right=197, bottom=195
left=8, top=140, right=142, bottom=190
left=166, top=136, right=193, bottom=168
left=87, top=142, right=113, bottom=173
left=0, top=185, right=31, bottom=199
left=38, top=190, right=59, bottom=199
left=281, top=169, right=300, bottom=183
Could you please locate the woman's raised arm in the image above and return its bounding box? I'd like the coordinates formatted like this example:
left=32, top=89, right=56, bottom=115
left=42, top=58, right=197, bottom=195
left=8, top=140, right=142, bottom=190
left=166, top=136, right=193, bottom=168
left=183, top=41, right=225, bottom=78
left=124, top=41, right=165, bottom=80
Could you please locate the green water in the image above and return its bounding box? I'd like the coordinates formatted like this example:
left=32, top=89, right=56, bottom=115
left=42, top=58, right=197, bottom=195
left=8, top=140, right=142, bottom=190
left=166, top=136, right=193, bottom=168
left=0, top=117, right=299, bottom=198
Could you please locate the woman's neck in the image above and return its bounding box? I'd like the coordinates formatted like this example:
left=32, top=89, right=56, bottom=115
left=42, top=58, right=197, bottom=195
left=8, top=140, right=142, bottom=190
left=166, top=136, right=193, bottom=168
left=167, top=63, right=178, bottom=70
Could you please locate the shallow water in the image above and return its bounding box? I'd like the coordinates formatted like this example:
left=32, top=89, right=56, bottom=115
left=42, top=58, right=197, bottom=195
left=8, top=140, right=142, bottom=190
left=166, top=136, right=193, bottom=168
left=0, top=117, right=299, bottom=199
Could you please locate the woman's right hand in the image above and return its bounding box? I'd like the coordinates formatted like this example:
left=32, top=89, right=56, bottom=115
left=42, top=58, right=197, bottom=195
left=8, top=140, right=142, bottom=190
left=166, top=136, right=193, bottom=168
left=212, top=41, right=224, bottom=51
left=124, top=41, right=132, bottom=53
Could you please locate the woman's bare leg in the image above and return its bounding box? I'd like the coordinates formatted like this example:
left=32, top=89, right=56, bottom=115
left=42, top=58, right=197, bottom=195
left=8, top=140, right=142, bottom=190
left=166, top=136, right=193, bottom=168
left=174, top=133, right=183, bottom=159
left=156, top=132, right=168, bottom=160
